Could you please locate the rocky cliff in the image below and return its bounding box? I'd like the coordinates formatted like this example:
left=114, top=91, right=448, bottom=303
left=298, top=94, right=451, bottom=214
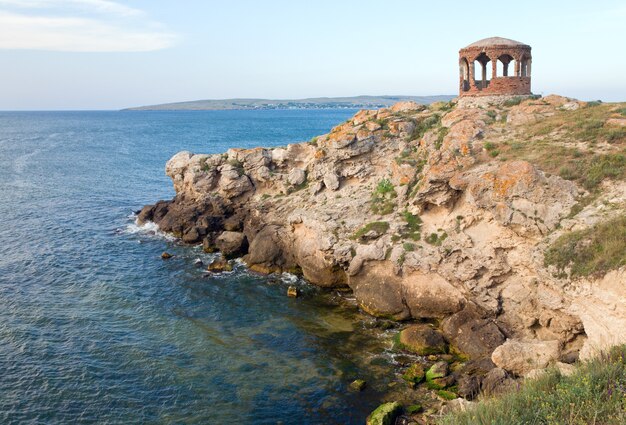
left=138, top=95, right=626, bottom=382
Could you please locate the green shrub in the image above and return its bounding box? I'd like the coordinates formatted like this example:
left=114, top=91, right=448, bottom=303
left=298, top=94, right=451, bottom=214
left=544, top=215, right=626, bottom=278
left=503, top=97, right=523, bottom=107
left=351, top=221, right=390, bottom=240
left=403, top=242, right=415, bottom=252
left=371, top=179, right=397, bottom=215
left=400, top=211, right=422, bottom=241
left=440, top=344, right=626, bottom=425
left=425, top=231, right=447, bottom=246
left=617, top=107, right=626, bottom=116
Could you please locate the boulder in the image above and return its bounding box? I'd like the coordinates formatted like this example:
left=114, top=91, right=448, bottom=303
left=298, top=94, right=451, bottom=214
left=366, top=402, right=402, bottom=425
left=323, top=172, right=340, bottom=191
left=161, top=252, right=172, bottom=260
left=206, top=259, right=233, bottom=273
left=441, top=304, right=505, bottom=360
left=245, top=225, right=283, bottom=266
left=491, top=339, right=561, bottom=376
left=398, top=324, right=447, bottom=355
left=401, top=363, right=425, bottom=387
left=456, top=375, right=481, bottom=400
left=287, top=286, right=299, bottom=298
left=182, top=226, right=202, bottom=243
left=426, top=361, right=449, bottom=382
left=215, top=231, right=248, bottom=258
left=481, top=367, right=516, bottom=396
left=222, top=215, right=243, bottom=231
left=287, top=168, right=307, bottom=186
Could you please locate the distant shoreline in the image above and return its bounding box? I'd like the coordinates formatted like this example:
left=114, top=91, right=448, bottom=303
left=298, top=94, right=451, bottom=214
left=123, top=95, right=456, bottom=111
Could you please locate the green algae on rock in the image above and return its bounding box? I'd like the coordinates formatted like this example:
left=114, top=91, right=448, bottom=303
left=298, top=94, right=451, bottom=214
left=366, top=401, right=402, bottom=425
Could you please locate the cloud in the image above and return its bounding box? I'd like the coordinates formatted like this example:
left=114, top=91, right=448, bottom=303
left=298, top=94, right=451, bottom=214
left=0, top=0, right=177, bottom=52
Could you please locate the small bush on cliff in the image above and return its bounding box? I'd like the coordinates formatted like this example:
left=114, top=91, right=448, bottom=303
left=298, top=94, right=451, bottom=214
left=371, top=179, right=397, bottom=215
left=400, top=211, right=422, bottom=241
left=544, top=214, right=626, bottom=278
left=617, top=107, right=626, bottom=116
left=440, top=344, right=626, bottom=425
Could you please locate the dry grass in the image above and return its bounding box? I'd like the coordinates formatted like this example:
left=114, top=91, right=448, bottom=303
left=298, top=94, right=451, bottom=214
left=544, top=214, right=626, bottom=278
left=440, top=344, right=626, bottom=425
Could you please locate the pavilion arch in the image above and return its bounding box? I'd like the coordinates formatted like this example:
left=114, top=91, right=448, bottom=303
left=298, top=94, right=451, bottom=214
left=460, top=58, right=470, bottom=91
left=473, top=52, right=492, bottom=88
left=496, top=54, right=515, bottom=77
left=520, top=55, right=532, bottom=77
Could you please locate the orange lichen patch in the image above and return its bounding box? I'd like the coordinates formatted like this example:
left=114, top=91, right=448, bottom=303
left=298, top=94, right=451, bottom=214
left=352, top=109, right=376, bottom=126
left=391, top=161, right=416, bottom=186
left=376, top=110, right=393, bottom=121
left=321, top=127, right=356, bottom=148
left=314, top=149, right=326, bottom=159
left=459, top=142, right=471, bottom=156
left=484, top=161, right=537, bottom=198
left=356, top=128, right=372, bottom=141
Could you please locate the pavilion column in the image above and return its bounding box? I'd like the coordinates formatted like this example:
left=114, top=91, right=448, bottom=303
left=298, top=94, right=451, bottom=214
left=491, top=58, right=497, bottom=79
left=481, top=62, right=487, bottom=87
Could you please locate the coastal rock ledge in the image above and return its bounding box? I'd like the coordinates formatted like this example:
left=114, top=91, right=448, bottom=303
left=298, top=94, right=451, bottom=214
left=139, top=96, right=626, bottom=370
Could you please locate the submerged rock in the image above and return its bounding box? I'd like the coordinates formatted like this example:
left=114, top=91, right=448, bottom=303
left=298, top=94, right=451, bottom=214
left=206, top=259, right=233, bottom=273
left=348, top=379, right=366, bottom=392
left=161, top=252, right=172, bottom=259
left=287, top=286, right=299, bottom=298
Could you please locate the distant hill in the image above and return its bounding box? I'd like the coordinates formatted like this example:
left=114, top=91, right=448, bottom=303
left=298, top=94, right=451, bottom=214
left=123, top=95, right=456, bottom=111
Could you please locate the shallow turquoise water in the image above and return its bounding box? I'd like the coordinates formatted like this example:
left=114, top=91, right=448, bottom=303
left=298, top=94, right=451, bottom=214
left=0, top=110, right=401, bottom=424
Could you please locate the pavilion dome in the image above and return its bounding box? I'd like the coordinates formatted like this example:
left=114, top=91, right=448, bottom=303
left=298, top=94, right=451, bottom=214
left=463, top=37, right=530, bottom=49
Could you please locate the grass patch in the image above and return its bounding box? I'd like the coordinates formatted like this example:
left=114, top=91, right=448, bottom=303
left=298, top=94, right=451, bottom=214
left=544, top=214, right=626, bottom=278
left=496, top=134, right=626, bottom=191
left=518, top=102, right=626, bottom=146
left=351, top=221, right=390, bottom=240
left=400, top=211, right=422, bottom=240
left=503, top=96, right=524, bottom=107
left=435, top=126, right=449, bottom=150
left=425, top=231, right=448, bottom=246
left=227, top=159, right=245, bottom=175
left=617, top=107, right=626, bottom=116
left=371, top=179, right=397, bottom=215
left=408, top=114, right=441, bottom=141
left=440, top=344, right=626, bottom=425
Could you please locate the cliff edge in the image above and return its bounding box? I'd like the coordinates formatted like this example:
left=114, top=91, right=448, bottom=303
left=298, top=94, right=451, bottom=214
left=138, top=95, right=626, bottom=379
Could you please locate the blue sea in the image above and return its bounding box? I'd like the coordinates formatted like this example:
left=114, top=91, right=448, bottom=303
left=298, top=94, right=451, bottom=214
left=0, top=110, right=402, bottom=424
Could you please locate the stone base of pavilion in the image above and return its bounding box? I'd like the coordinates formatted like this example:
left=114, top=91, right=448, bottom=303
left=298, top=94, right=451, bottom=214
left=455, top=94, right=538, bottom=109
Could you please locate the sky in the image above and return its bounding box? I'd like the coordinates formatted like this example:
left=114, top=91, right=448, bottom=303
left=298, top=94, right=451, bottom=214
left=0, top=0, right=625, bottom=110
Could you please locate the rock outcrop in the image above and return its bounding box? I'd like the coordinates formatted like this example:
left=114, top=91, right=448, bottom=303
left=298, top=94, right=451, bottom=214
left=139, top=95, right=626, bottom=374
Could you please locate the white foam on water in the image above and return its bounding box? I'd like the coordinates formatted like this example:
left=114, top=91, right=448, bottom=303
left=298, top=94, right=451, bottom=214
left=123, top=215, right=176, bottom=241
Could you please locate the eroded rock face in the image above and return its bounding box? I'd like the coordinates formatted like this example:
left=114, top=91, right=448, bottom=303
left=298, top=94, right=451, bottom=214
left=140, top=95, right=626, bottom=365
